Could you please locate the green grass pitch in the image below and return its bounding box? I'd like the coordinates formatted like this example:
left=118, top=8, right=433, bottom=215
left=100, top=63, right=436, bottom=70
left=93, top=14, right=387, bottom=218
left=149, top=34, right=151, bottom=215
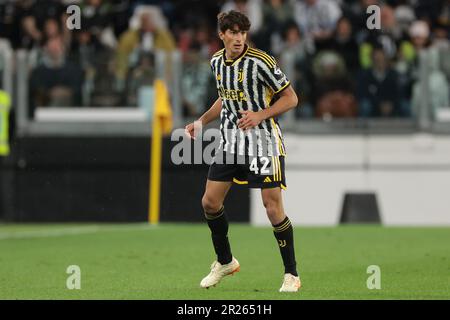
left=0, top=223, right=449, bottom=300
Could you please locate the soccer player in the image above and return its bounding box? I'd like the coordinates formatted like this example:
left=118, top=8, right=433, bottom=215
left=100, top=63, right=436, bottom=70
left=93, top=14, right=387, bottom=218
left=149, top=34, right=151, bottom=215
left=185, top=10, right=301, bottom=292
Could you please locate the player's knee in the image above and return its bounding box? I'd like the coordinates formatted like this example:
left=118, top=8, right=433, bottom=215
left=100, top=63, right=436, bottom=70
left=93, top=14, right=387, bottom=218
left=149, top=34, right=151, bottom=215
left=263, top=199, right=280, bottom=219
left=202, top=195, right=222, bottom=214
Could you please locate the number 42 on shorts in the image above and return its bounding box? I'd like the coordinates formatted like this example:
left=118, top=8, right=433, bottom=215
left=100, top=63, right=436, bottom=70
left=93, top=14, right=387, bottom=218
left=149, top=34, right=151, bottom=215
left=249, top=157, right=270, bottom=175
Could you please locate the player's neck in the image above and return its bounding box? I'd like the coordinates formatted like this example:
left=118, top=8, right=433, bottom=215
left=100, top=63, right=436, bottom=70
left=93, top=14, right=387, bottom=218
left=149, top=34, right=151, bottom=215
left=225, top=45, right=246, bottom=60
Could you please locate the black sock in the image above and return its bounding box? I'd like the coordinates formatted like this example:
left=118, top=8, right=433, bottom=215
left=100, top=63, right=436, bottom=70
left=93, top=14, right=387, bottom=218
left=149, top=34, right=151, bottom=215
left=273, top=216, right=298, bottom=276
left=205, top=206, right=232, bottom=265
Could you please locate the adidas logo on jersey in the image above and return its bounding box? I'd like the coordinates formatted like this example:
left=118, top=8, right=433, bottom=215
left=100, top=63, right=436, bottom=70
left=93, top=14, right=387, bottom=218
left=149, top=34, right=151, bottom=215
left=264, top=177, right=272, bottom=183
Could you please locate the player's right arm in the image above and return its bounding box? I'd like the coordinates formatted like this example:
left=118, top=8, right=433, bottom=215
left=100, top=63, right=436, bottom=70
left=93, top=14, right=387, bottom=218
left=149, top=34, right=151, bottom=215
left=185, top=97, right=222, bottom=140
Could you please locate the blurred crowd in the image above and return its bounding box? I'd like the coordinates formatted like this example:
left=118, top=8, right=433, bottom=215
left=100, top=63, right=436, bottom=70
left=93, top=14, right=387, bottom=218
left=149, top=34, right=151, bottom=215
left=0, top=0, right=449, bottom=119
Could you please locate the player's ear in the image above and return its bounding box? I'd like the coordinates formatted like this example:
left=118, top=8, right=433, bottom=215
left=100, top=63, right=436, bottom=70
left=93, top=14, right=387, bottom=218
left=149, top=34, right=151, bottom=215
left=218, top=31, right=224, bottom=41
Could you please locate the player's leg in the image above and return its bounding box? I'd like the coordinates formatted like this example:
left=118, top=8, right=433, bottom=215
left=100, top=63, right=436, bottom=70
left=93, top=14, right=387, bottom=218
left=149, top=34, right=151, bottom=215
left=200, top=178, right=240, bottom=288
left=261, top=187, right=301, bottom=292
left=202, top=179, right=233, bottom=265
left=261, top=187, right=297, bottom=274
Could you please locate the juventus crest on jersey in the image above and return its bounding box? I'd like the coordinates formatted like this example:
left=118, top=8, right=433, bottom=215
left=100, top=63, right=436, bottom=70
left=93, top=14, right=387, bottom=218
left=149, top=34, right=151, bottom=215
left=210, top=44, right=290, bottom=157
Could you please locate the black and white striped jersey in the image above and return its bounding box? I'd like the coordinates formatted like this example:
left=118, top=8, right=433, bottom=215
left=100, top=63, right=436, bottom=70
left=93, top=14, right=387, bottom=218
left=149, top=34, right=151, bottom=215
left=210, top=44, right=290, bottom=157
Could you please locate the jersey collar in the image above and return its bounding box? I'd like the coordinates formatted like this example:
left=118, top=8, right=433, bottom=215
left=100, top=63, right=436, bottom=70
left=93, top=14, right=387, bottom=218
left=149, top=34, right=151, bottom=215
left=223, top=44, right=249, bottom=66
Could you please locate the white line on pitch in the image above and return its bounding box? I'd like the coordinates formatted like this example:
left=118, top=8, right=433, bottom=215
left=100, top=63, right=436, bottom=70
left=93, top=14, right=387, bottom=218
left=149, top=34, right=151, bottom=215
left=0, top=224, right=157, bottom=240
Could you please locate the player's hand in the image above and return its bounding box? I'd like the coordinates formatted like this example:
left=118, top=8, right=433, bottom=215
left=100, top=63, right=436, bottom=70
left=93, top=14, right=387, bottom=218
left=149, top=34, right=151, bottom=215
left=184, top=120, right=203, bottom=140
left=237, top=110, right=264, bottom=131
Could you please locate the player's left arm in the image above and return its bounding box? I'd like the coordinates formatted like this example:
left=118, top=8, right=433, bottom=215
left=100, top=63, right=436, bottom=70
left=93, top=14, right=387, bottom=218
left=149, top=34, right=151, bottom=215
left=238, top=85, right=298, bottom=130
left=238, top=57, right=298, bottom=131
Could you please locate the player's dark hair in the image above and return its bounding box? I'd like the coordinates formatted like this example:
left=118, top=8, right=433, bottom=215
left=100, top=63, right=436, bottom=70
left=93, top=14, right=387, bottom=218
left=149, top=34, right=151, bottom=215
left=217, top=10, right=251, bottom=33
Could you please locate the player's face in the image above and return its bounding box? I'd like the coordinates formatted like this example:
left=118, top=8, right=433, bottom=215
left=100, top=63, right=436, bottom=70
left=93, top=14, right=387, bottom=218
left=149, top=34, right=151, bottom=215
left=219, top=26, right=247, bottom=58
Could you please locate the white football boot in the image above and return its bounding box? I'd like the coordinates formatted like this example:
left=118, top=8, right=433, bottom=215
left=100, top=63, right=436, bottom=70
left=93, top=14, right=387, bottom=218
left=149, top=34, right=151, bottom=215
left=279, top=273, right=301, bottom=292
left=200, top=257, right=240, bottom=289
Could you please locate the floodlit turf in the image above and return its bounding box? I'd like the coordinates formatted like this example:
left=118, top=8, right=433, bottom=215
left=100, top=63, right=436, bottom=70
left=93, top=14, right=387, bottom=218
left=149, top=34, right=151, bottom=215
left=0, top=223, right=449, bottom=300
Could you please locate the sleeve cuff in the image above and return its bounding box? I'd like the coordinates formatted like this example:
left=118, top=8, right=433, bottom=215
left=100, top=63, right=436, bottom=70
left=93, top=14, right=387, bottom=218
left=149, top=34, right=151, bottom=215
left=274, top=81, right=290, bottom=94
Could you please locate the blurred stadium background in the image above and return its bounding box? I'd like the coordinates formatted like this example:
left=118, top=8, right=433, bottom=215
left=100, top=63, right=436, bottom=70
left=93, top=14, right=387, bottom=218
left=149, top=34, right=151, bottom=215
left=0, top=0, right=450, bottom=299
